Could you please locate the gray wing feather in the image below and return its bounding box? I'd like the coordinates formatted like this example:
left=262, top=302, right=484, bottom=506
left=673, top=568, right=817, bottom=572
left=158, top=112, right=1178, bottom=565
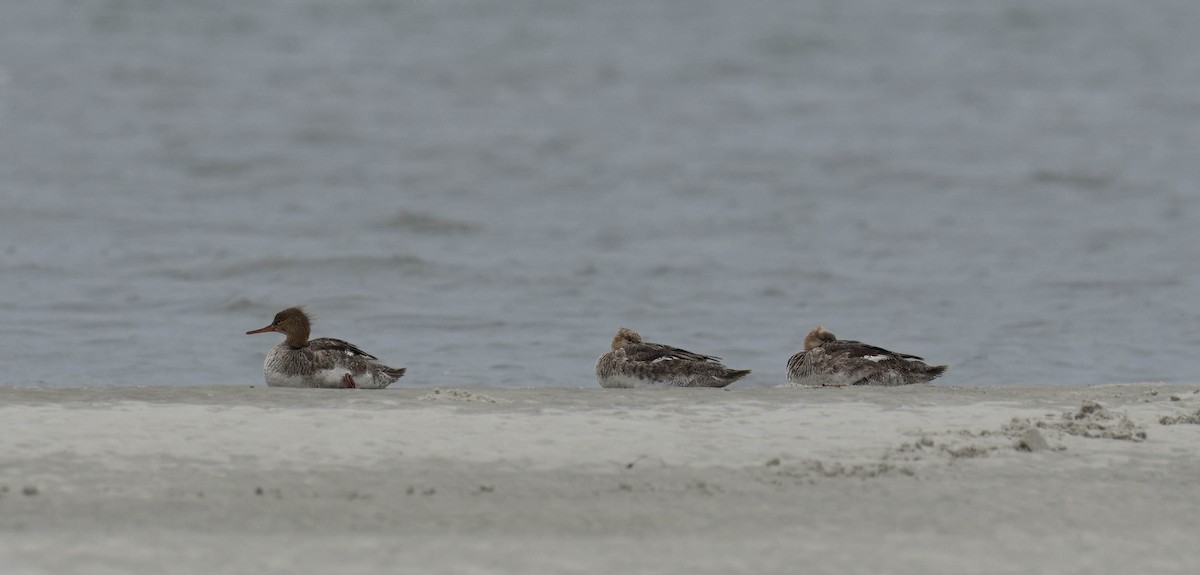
left=306, top=338, right=379, bottom=361
left=824, top=340, right=924, bottom=361
left=624, top=342, right=723, bottom=364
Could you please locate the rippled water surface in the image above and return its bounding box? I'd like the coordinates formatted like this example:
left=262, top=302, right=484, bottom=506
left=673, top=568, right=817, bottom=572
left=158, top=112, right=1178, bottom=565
left=2, top=0, right=1199, bottom=387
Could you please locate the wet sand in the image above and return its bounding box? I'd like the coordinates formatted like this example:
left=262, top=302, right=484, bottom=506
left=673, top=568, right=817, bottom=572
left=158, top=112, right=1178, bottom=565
left=2, top=384, right=1199, bottom=574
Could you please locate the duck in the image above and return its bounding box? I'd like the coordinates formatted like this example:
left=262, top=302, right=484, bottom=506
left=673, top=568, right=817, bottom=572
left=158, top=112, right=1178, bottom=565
left=595, top=327, right=751, bottom=388
left=246, top=307, right=405, bottom=389
left=786, top=325, right=946, bottom=387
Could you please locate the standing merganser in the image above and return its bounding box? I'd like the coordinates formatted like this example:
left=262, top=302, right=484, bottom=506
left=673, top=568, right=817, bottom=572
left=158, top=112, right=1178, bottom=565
left=246, top=307, right=405, bottom=389
left=595, top=327, right=751, bottom=388
left=786, top=325, right=946, bottom=386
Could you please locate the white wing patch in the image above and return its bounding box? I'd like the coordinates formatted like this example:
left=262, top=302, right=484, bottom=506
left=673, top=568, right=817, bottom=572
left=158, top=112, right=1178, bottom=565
left=862, top=354, right=890, bottom=363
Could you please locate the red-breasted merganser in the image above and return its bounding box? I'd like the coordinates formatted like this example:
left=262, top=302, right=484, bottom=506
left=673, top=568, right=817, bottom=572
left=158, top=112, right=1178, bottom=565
left=595, top=327, right=751, bottom=388
left=786, top=325, right=946, bottom=386
left=246, top=307, right=405, bottom=389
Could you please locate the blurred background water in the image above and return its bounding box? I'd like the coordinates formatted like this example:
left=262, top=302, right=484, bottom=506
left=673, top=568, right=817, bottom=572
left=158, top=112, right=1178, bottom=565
left=1, top=0, right=1198, bottom=387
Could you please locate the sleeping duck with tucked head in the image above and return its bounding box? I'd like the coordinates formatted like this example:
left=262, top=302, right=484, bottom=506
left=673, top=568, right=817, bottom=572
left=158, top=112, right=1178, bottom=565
left=596, top=327, right=751, bottom=388
left=786, top=325, right=946, bottom=387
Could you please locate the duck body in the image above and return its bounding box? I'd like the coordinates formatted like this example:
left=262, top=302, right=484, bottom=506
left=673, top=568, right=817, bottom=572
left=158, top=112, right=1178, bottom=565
left=596, top=327, right=751, bottom=388
left=261, top=339, right=405, bottom=389
left=787, top=325, right=946, bottom=387
left=248, top=307, right=405, bottom=389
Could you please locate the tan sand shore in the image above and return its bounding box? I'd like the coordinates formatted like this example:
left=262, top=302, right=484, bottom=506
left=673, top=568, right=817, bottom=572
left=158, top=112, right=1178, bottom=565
left=2, top=384, right=1199, bottom=574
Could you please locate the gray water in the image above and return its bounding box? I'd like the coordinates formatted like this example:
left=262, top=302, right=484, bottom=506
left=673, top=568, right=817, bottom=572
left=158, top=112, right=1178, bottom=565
left=2, top=0, right=1198, bottom=387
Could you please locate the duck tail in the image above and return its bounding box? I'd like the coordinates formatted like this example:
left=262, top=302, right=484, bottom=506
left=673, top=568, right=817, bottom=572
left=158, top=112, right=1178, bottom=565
left=725, top=368, right=752, bottom=382
left=383, top=366, right=407, bottom=379
left=925, top=365, right=948, bottom=380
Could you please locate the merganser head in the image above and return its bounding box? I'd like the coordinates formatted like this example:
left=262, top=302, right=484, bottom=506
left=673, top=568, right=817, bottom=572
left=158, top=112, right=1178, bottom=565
left=612, top=327, right=642, bottom=350
left=803, top=325, right=837, bottom=351
left=246, top=307, right=311, bottom=348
